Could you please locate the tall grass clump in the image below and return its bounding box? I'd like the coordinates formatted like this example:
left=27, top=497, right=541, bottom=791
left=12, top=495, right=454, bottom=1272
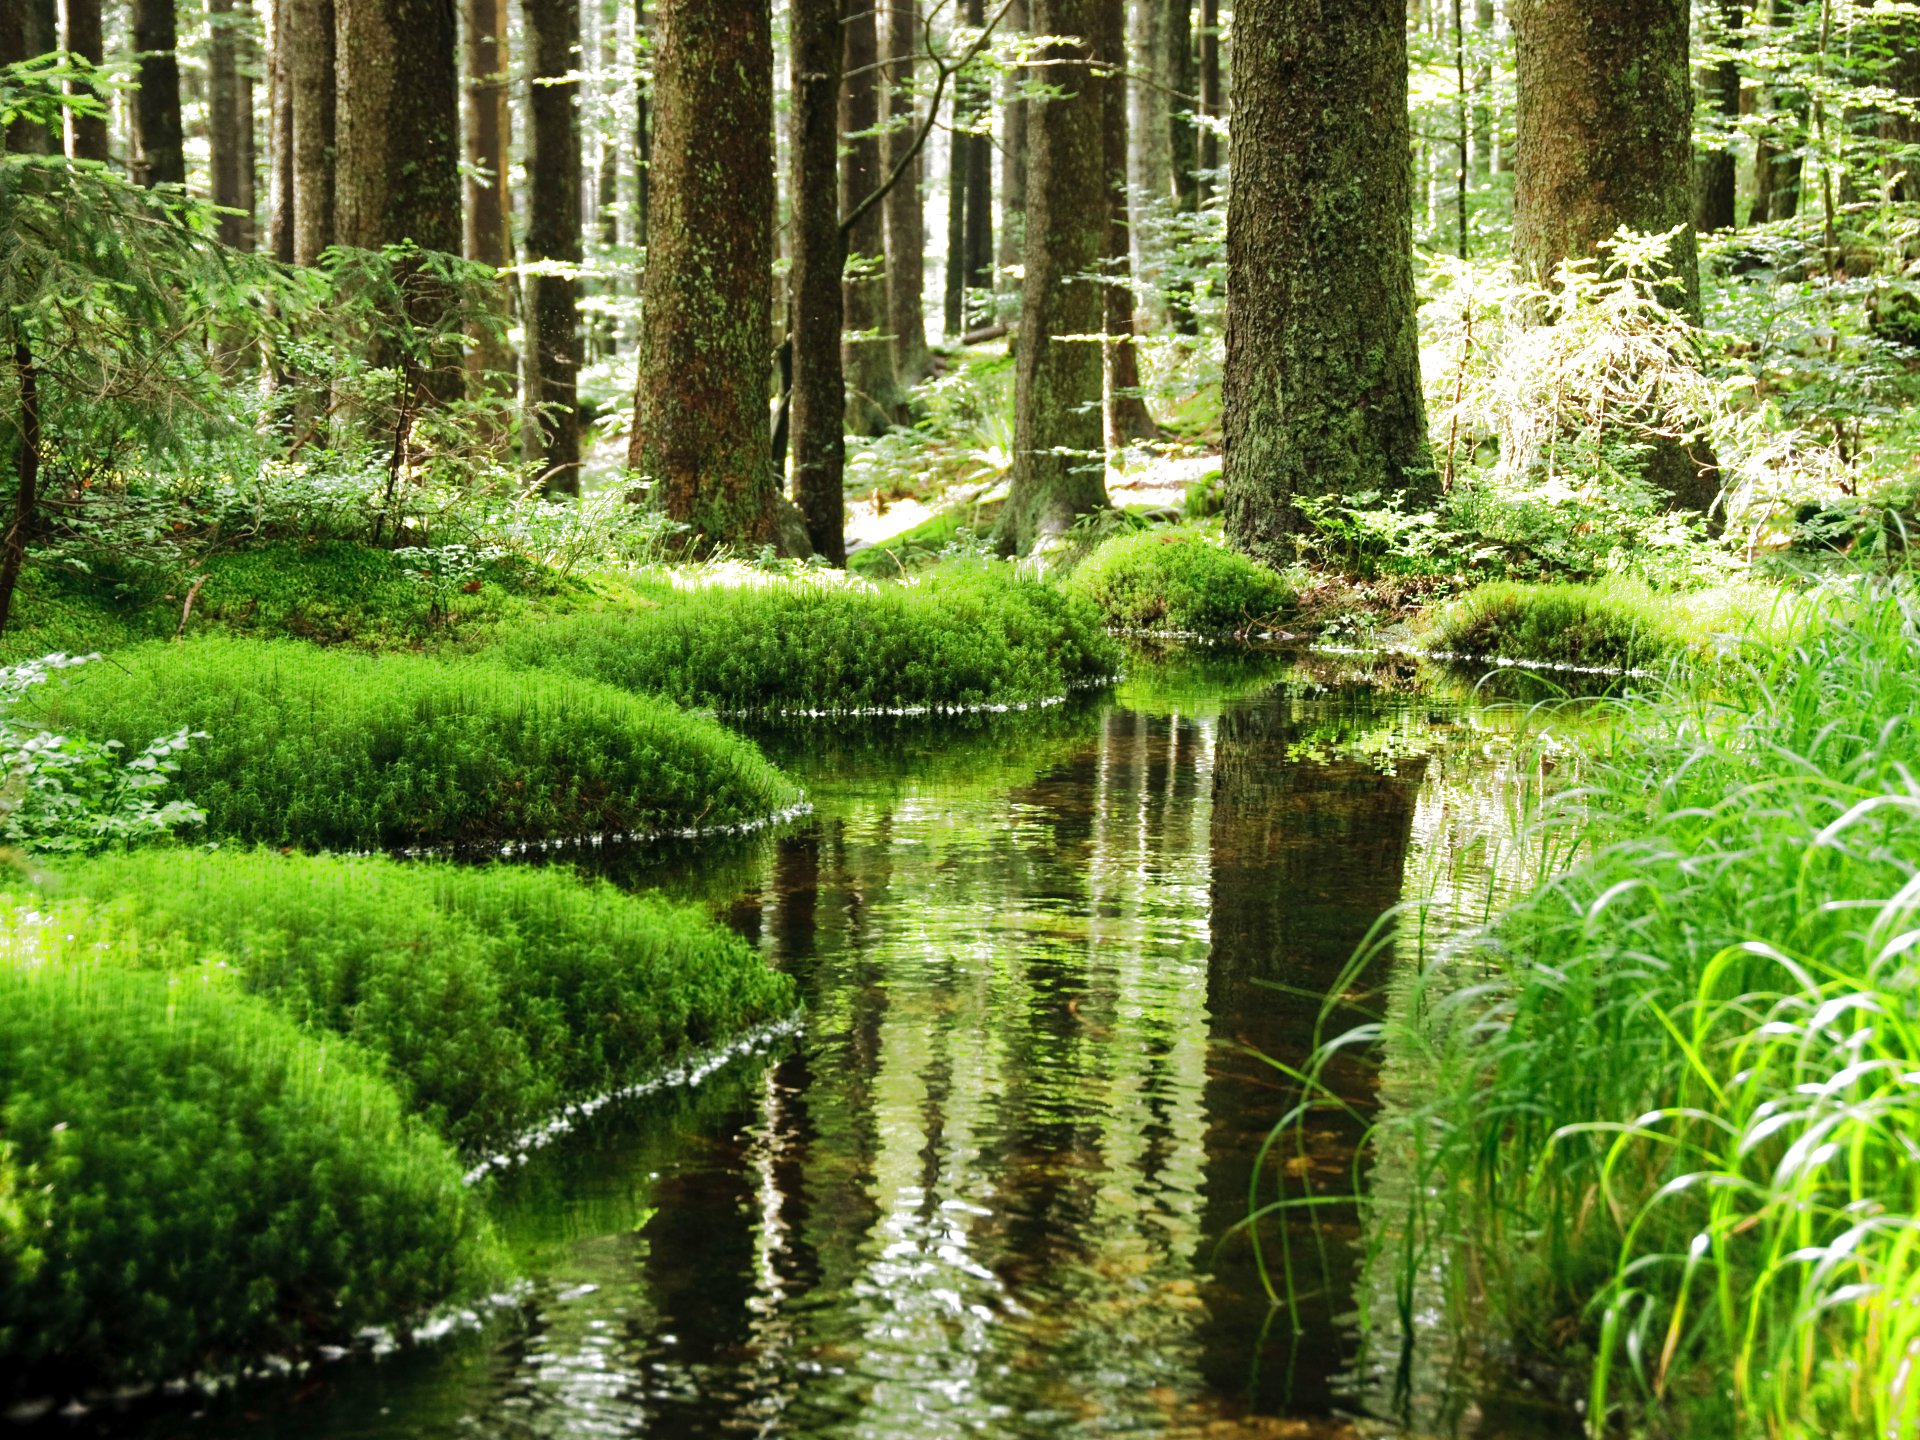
left=1352, top=580, right=1920, bottom=1436
left=1061, top=528, right=1291, bottom=633
left=51, top=849, right=797, bottom=1155
left=0, top=900, right=501, bottom=1401
left=16, top=637, right=801, bottom=848
left=494, top=560, right=1119, bottom=712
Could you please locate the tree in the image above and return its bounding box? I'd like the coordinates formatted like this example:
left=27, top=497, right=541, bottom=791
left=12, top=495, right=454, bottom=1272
left=463, top=0, right=515, bottom=392
left=268, top=0, right=293, bottom=259
left=1221, top=0, right=1431, bottom=565
left=1165, top=0, right=1196, bottom=330
left=522, top=0, right=582, bottom=492
left=996, top=0, right=1029, bottom=292
left=1094, top=0, right=1155, bottom=445
left=60, top=0, right=109, bottom=162
left=885, top=0, right=931, bottom=383
left=1128, top=0, right=1170, bottom=211
left=789, top=0, right=847, bottom=562
left=996, top=0, right=1109, bottom=554
left=629, top=0, right=794, bottom=552
left=1750, top=0, right=1804, bottom=223
left=333, top=0, right=461, bottom=252
left=1511, top=0, right=1715, bottom=512
left=208, top=0, right=256, bottom=250
left=842, top=0, right=906, bottom=432
left=1, top=4, right=56, bottom=156
left=288, top=0, right=336, bottom=263
left=1694, top=1, right=1744, bottom=233
left=131, top=0, right=184, bottom=185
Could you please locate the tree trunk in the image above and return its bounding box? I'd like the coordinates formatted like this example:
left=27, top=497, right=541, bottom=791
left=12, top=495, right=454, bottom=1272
left=289, top=0, right=336, bottom=262
left=1196, top=0, right=1219, bottom=203
left=61, top=0, right=111, bottom=161
left=960, top=0, right=992, bottom=303
left=464, top=0, right=515, bottom=397
left=268, top=0, right=295, bottom=259
left=0, top=342, right=41, bottom=637
left=522, top=0, right=582, bottom=492
left=1694, top=0, right=1742, bottom=233
left=1512, top=0, right=1714, bottom=513
left=1128, top=0, right=1171, bottom=208
left=885, top=0, right=932, bottom=383
left=3, top=0, right=56, bottom=154
left=209, top=0, right=255, bottom=247
left=630, top=0, right=790, bottom=552
left=1166, top=0, right=1196, bottom=331
left=1095, top=0, right=1155, bottom=446
left=996, top=0, right=1110, bottom=555
left=997, top=0, right=1030, bottom=301
left=635, top=0, right=651, bottom=247
left=1750, top=0, right=1802, bottom=223
left=1222, top=0, right=1431, bottom=566
left=790, top=0, right=848, bottom=563
left=842, top=0, right=905, bottom=433
left=132, top=0, right=185, bottom=184
left=333, top=0, right=462, bottom=251
left=945, top=84, right=968, bottom=334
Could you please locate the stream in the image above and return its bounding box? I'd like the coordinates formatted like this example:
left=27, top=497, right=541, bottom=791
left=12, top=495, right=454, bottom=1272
left=78, top=651, right=1576, bottom=1440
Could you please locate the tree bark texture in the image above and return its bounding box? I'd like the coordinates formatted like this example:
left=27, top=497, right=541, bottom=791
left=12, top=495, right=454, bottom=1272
left=1222, top=0, right=1431, bottom=566
left=884, top=0, right=931, bottom=383
left=998, top=0, right=1110, bottom=554
left=523, top=0, right=582, bottom=491
left=209, top=0, right=256, bottom=248
left=997, top=0, right=1030, bottom=291
left=60, top=0, right=110, bottom=161
left=333, top=0, right=461, bottom=251
left=841, top=0, right=905, bottom=433
left=790, top=0, right=848, bottom=563
left=629, top=0, right=786, bottom=551
left=635, top=0, right=651, bottom=247
left=268, top=0, right=296, bottom=259
left=133, top=0, right=185, bottom=184
left=945, top=87, right=967, bottom=334
left=463, top=0, right=515, bottom=391
left=1095, top=0, right=1155, bottom=445
left=1166, top=0, right=1196, bottom=330
left=289, top=0, right=336, bottom=262
left=1128, top=0, right=1171, bottom=208
left=1196, top=0, right=1219, bottom=202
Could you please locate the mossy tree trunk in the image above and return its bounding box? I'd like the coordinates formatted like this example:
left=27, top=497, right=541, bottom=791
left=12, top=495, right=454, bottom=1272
left=1512, top=0, right=1716, bottom=513
left=61, top=0, right=110, bottom=162
left=132, top=0, right=184, bottom=184
left=790, top=0, right=848, bottom=563
left=522, top=0, right=582, bottom=493
left=629, top=0, right=788, bottom=553
left=1222, top=0, right=1431, bottom=566
left=1094, top=0, right=1156, bottom=447
left=995, top=0, right=1110, bottom=555
left=841, top=0, right=906, bottom=433
left=885, top=0, right=932, bottom=383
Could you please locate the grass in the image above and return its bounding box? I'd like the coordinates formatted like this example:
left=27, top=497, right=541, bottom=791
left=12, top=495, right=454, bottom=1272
left=1060, top=528, right=1291, bottom=633
left=0, top=898, right=502, bottom=1401
left=49, top=849, right=797, bottom=1156
left=1326, top=579, right=1920, bottom=1436
left=1422, top=576, right=1801, bottom=670
left=494, top=559, right=1120, bottom=713
left=16, top=636, right=802, bottom=849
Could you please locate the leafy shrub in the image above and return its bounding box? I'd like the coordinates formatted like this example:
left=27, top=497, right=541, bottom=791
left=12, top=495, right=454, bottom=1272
left=53, top=849, right=797, bottom=1155
left=17, top=637, right=801, bottom=848
left=0, top=901, right=501, bottom=1400
left=495, top=560, right=1120, bottom=712
left=1061, top=529, right=1290, bottom=632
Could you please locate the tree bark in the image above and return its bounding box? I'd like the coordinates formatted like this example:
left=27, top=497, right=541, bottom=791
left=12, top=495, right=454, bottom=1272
left=0, top=343, right=42, bottom=637
left=463, top=0, right=515, bottom=395
left=885, top=0, right=932, bottom=383
left=1222, top=0, right=1431, bottom=565
left=791, top=0, right=848, bottom=563
left=635, top=0, right=651, bottom=247
left=945, top=83, right=968, bottom=335
left=132, top=0, right=186, bottom=184
left=1512, top=0, right=1715, bottom=513
left=289, top=0, right=336, bottom=262
left=1166, top=0, right=1196, bottom=331
left=3, top=0, right=56, bottom=154
left=960, top=0, right=992, bottom=302
left=1195, top=0, right=1219, bottom=203
left=842, top=0, right=905, bottom=433
left=333, top=0, right=462, bottom=252
left=997, top=0, right=1030, bottom=297
left=996, top=0, right=1110, bottom=555
left=629, top=0, right=790, bottom=552
left=522, top=0, right=582, bottom=492
left=268, top=0, right=295, bottom=259
left=1750, top=0, right=1803, bottom=223
left=1095, top=0, right=1154, bottom=445
left=1694, top=0, right=1743, bottom=233
left=209, top=0, right=256, bottom=248
left=60, top=0, right=110, bottom=161
left=1128, top=0, right=1170, bottom=208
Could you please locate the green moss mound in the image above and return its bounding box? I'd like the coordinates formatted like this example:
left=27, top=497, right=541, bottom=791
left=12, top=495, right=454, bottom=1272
left=18, top=637, right=802, bottom=849
left=497, top=561, right=1120, bottom=712
left=1061, top=529, right=1291, bottom=632
left=0, top=902, right=501, bottom=1401
left=53, top=850, right=797, bottom=1155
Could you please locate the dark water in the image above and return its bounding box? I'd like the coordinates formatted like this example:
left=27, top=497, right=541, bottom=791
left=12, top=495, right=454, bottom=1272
left=83, top=653, right=1572, bottom=1440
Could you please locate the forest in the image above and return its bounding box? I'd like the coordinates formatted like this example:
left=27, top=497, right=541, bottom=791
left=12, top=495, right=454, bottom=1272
left=0, top=0, right=1918, bottom=1435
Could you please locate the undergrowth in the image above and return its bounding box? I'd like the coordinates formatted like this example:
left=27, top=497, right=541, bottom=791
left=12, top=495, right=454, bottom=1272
left=17, top=637, right=801, bottom=848
left=1061, top=528, right=1291, bottom=633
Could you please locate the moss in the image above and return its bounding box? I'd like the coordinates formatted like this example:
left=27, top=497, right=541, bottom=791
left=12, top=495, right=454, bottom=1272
left=18, top=636, right=802, bottom=849
left=1061, top=528, right=1292, bottom=632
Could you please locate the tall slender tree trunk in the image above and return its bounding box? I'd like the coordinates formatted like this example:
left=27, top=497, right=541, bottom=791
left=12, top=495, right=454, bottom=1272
left=1512, top=0, right=1714, bottom=513
left=1751, top=0, right=1802, bottom=223
left=944, top=85, right=968, bottom=335
left=634, top=0, right=651, bottom=248
left=960, top=0, right=992, bottom=301
left=790, top=0, right=847, bottom=564
left=1695, top=0, right=1743, bottom=232
left=630, top=0, right=793, bottom=552
left=1095, top=0, right=1154, bottom=445
left=1166, top=0, right=1197, bottom=332
left=997, top=0, right=1030, bottom=305
left=0, top=343, right=42, bottom=638
left=1195, top=0, right=1219, bottom=203
left=1222, top=0, right=1431, bottom=565
left=268, top=0, right=296, bottom=259
left=209, top=0, right=256, bottom=247
left=842, top=0, right=905, bottom=433
left=289, top=0, right=336, bottom=262
left=996, top=0, right=1110, bottom=555
left=1128, top=0, right=1171, bottom=207
left=333, top=0, right=462, bottom=250
left=885, top=0, right=932, bottom=383
left=3, top=0, right=56, bottom=153
left=522, top=0, right=582, bottom=492
left=61, top=0, right=111, bottom=161
left=464, top=0, right=515, bottom=397
left=132, top=0, right=185, bottom=184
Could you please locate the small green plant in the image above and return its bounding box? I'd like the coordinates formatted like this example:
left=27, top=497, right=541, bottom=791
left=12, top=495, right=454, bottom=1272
left=1061, top=528, right=1291, bottom=633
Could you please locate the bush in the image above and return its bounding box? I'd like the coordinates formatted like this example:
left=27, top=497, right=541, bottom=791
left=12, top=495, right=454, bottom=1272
left=15, top=637, right=802, bottom=849
left=53, top=849, right=797, bottom=1155
left=0, top=901, right=501, bottom=1400
left=1061, top=528, right=1290, bottom=632
left=495, top=560, right=1120, bottom=712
